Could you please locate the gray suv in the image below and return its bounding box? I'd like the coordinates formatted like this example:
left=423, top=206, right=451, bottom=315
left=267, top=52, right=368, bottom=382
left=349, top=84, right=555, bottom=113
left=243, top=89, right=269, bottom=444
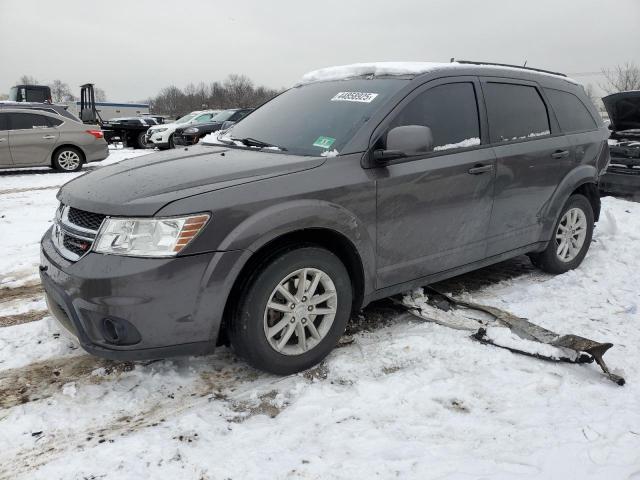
left=40, top=62, right=609, bottom=374
left=0, top=108, right=108, bottom=171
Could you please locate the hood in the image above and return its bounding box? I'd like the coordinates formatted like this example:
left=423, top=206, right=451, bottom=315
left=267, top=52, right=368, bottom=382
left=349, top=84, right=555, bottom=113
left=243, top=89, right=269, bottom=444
left=148, top=122, right=181, bottom=131
left=603, top=91, right=640, bottom=132
left=58, top=145, right=326, bottom=216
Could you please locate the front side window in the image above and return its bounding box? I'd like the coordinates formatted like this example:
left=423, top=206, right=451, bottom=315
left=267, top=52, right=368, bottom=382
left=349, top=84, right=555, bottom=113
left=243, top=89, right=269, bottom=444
left=9, top=113, right=51, bottom=130
left=544, top=88, right=597, bottom=133
left=387, top=82, right=481, bottom=151
left=484, top=83, right=550, bottom=143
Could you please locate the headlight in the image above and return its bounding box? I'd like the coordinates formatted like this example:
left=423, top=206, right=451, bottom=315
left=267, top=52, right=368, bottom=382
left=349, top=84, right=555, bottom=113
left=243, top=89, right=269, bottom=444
left=184, top=127, right=199, bottom=134
left=152, top=127, right=168, bottom=134
left=94, top=214, right=209, bottom=257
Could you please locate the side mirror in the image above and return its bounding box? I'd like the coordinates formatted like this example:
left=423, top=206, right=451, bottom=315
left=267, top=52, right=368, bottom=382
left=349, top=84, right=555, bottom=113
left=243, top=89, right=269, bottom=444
left=373, top=125, right=434, bottom=164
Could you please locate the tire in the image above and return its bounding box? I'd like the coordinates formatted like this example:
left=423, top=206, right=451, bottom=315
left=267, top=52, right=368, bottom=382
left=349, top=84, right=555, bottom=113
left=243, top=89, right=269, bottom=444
left=134, top=131, right=149, bottom=149
left=52, top=147, right=83, bottom=172
left=229, top=246, right=353, bottom=375
left=168, top=133, right=175, bottom=149
left=529, top=194, right=594, bottom=274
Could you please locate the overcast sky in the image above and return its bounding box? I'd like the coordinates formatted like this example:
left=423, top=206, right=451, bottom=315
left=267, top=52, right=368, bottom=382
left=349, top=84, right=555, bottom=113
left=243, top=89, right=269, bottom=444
left=1, top=0, right=638, bottom=102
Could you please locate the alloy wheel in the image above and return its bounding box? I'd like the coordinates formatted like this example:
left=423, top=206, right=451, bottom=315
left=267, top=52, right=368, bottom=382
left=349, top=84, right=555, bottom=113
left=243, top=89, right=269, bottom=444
left=555, top=207, right=587, bottom=262
left=57, top=150, right=81, bottom=171
left=263, top=267, right=337, bottom=356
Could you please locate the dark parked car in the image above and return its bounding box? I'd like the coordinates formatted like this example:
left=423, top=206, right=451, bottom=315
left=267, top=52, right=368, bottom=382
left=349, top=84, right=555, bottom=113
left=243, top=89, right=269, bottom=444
left=101, top=116, right=162, bottom=149
left=174, top=108, right=253, bottom=146
left=40, top=61, right=609, bottom=374
left=599, top=91, right=640, bottom=195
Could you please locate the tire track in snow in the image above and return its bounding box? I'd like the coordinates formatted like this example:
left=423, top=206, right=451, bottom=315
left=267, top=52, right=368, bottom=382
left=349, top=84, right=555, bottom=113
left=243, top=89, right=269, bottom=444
left=0, top=282, right=43, bottom=303
left=0, top=309, right=48, bottom=327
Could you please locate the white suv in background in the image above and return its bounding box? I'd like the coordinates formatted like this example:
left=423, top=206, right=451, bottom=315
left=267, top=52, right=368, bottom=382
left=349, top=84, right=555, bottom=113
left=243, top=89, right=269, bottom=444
left=146, top=110, right=220, bottom=149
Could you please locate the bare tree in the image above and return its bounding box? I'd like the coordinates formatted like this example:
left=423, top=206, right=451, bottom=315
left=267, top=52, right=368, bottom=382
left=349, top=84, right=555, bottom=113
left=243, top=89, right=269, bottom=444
left=94, top=87, right=107, bottom=102
left=0, top=93, right=8, bottom=101
left=600, top=62, right=640, bottom=94
left=583, top=83, right=597, bottom=103
left=17, top=75, right=39, bottom=85
left=49, top=79, right=76, bottom=102
left=149, top=74, right=280, bottom=115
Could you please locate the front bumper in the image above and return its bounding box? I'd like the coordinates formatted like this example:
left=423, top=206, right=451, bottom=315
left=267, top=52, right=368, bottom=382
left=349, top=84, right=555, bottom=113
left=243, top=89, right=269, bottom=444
left=173, top=133, right=199, bottom=146
left=40, top=227, right=246, bottom=360
left=146, top=130, right=172, bottom=148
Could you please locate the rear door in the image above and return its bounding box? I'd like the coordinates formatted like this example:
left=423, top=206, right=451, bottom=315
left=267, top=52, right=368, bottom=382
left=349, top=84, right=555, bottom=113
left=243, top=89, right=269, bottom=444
left=374, top=78, right=497, bottom=288
left=0, top=113, right=11, bottom=166
left=480, top=79, right=572, bottom=256
left=8, top=112, right=60, bottom=166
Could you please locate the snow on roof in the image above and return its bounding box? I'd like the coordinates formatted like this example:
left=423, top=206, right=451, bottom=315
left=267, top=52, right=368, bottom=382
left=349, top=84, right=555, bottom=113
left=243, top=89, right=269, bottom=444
left=299, top=61, right=578, bottom=85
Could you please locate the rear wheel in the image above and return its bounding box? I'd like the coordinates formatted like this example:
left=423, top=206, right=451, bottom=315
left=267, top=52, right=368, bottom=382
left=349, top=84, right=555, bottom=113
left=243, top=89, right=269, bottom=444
left=529, top=194, right=594, bottom=274
left=52, top=147, right=83, bottom=172
left=229, top=246, right=352, bottom=375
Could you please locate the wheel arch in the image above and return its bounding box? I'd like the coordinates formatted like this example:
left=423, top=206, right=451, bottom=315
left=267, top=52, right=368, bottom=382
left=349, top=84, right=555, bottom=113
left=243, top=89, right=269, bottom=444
left=540, top=165, right=599, bottom=240
left=217, top=227, right=369, bottom=346
left=51, top=144, right=85, bottom=167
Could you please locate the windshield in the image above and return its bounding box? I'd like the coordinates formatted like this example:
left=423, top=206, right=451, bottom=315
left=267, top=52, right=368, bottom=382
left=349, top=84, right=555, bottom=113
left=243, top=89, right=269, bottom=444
left=212, top=110, right=237, bottom=122
left=176, top=113, right=197, bottom=124
left=217, top=79, right=408, bottom=155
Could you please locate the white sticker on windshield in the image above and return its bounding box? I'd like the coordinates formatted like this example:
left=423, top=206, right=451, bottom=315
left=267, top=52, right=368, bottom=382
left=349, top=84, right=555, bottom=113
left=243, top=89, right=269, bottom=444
left=331, top=92, right=378, bottom=103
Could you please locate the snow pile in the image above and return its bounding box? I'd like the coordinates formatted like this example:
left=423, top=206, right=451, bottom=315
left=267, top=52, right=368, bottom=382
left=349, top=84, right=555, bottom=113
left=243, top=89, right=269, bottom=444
left=320, top=149, right=339, bottom=158
left=299, top=62, right=578, bottom=85
left=299, top=62, right=454, bottom=84
left=433, top=137, right=480, bottom=151
left=482, top=326, right=577, bottom=361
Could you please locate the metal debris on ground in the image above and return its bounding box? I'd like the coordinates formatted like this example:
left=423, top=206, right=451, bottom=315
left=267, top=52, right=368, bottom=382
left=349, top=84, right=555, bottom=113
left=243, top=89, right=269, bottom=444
left=399, top=287, right=625, bottom=386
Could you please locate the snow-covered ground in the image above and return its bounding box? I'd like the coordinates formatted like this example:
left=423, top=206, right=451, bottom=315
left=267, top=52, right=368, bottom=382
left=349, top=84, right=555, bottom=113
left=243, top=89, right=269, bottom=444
left=0, top=150, right=639, bottom=479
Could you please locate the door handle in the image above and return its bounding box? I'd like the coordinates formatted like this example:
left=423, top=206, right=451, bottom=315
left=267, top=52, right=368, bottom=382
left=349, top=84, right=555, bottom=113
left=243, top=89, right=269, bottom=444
left=551, top=150, right=570, bottom=159
left=467, top=164, right=494, bottom=175
left=42, top=135, right=56, bottom=139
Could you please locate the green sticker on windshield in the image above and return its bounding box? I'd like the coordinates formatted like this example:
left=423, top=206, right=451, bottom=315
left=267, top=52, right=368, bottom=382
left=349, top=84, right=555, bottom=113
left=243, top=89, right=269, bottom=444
left=313, top=136, right=335, bottom=149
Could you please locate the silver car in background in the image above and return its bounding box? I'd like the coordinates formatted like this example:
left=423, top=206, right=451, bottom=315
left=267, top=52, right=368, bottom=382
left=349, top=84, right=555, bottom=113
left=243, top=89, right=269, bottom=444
left=0, top=108, right=109, bottom=172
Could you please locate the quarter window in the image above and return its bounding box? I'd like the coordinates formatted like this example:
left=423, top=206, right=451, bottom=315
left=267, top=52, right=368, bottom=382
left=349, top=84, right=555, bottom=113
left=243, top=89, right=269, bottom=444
left=484, top=83, right=550, bottom=143
left=544, top=88, right=597, bottom=133
left=9, top=113, right=51, bottom=130
left=388, top=82, right=481, bottom=151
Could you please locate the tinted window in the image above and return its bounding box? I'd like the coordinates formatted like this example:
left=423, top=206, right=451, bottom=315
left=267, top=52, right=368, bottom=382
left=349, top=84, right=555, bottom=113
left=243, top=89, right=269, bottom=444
left=0, top=113, right=8, bottom=131
left=484, top=83, right=550, bottom=143
left=388, top=82, right=481, bottom=151
left=545, top=88, right=597, bottom=133
left=9, top=113, right=51, bottom=130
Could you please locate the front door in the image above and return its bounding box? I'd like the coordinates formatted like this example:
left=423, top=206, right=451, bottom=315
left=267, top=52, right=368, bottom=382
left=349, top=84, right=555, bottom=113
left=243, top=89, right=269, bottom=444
left=480, top=79, right=573, bottom=256
left=374, top=79, right=496, bottom=289
left=0, top=113, right=11, bottom=167
left=8, top=112, right=60, bottom=166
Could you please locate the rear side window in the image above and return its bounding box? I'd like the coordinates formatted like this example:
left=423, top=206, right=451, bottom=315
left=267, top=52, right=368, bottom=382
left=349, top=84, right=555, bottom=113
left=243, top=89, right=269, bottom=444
left=389, top=82, right=481, bottom=151
left=9, top=113, right=51, bottom=130
left=544, top=88, right=597, bottom=133
left=0, top=113, right=8, bottom=131
left=46, top=116, right=64, bottom=127
left=484, top=83, right=550, bottom=143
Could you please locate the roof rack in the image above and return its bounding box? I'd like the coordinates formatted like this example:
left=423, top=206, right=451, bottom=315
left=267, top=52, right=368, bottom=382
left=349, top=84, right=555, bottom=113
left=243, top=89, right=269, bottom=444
left=453, top=59, right=567, bottom=78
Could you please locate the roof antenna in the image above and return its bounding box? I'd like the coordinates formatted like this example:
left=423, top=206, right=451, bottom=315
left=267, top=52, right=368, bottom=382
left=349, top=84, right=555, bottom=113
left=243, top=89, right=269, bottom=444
left=523, top=60, right=528, bottom=67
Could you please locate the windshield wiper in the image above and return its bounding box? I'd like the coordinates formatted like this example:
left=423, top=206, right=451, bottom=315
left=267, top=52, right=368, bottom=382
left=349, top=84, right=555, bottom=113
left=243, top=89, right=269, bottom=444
left=232, top=137, right=287, bottom=151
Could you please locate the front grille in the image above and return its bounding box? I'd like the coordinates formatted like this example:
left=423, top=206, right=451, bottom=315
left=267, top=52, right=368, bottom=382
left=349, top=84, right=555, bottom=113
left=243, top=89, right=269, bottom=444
left=52, top=204, right=104, bottom=262
left=607, top=165, right=640, bottom=176
left=63, top=233, right=92, bottom=256
left=68, top=207, right=106, bottom=231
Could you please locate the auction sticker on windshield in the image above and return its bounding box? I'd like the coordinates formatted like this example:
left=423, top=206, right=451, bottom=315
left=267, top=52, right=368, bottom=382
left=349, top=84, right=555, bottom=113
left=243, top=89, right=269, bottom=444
left=331, top=92, right=378, bottom=103
left=313, top=136, right=336, bottom=148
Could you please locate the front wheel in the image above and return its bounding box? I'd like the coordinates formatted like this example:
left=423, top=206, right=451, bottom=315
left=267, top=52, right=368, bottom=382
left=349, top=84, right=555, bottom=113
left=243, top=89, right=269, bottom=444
left=229, top=246, right=353, bottom=375
left=529, top=194, right=594, bottom=274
